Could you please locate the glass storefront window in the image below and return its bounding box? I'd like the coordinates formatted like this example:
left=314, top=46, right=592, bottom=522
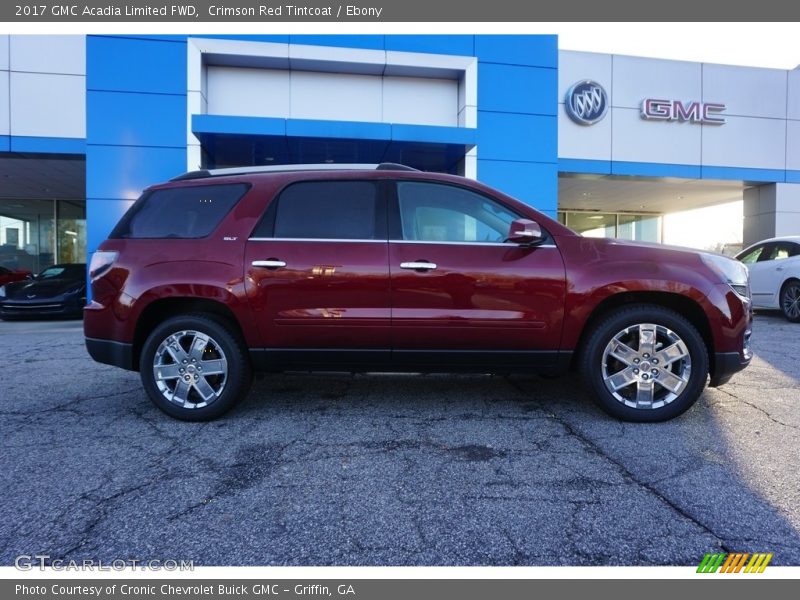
left=560, top=211, right=662, bottom=244
left=57, top=200, right=87, bottom=265
left=568, top=212, right=617, bottom=238
left=0, top=199, right=85, bottom=273
left=0, top=199, right=55, bottom=273
left=618, top=213, right=661, bottom=243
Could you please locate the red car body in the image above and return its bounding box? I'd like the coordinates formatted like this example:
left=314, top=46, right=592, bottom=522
left=84, top=165, right=752, bottom=421
left=0, top=266, right=32, bottom=287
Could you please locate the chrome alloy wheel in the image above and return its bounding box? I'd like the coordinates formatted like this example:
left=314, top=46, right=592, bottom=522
left=782, top=282, right=800, bottom=321
left=601, top=323, right=692, bottom=410
left=153, top=330, right=228, bottom=409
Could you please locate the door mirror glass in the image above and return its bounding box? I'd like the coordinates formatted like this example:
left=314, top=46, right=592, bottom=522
left=507, top=219, right=543, bottom=244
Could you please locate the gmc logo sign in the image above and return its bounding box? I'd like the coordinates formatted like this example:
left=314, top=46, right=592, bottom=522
left=641, top=99, right=726, bottom=125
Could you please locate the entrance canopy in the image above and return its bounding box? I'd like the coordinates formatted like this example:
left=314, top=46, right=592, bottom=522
left=192, top=115, right=477, bottom=174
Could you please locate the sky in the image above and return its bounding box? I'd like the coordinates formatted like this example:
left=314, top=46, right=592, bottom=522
left=10, top=22, right=800, bottom=70
left=552, top=23, right=800, bottom=70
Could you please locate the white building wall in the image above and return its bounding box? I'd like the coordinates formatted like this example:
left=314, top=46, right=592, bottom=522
left=383, top=76, right=458, bottom=127
left=0, top=66, right=8, bottom=137
left=9, top=35, right=85, bottom=76
left=290, top=71, right=384, bottom=122
left=788, top=67, right=800, bottom=120
left=1, top=36, right=9, bottom=136
left=787, top=120, right=800, bottom=171
left=556, top=50, right=611, bottom=162
left=205, top=65, right=459, bottom=127
left=2, top=35, right=85, bottom=139
left=787, top=68, right=800, bottom=171
left=744, top=183, right=800, bottom=245
left=559, top=50, right=791, bottom=172
left=206, top=67, right=291, bottom=118
left=702, top=115, right=786, bottom=170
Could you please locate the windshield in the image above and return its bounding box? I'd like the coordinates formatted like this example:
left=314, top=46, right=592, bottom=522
left=37, top=264, right=85, bottom=280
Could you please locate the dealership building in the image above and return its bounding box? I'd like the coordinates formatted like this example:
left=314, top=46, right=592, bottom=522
left=1, top=34, right=799, bottom=274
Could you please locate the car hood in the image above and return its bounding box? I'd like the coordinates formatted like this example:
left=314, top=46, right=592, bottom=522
left=3, top=278, right=84, bottom=299
left=578, top=236, right=696, bottom=254
left=567, top=235, right=725, bottom=261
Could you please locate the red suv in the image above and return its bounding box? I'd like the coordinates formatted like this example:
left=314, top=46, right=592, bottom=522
left=84, top=164, right=752, bottom=422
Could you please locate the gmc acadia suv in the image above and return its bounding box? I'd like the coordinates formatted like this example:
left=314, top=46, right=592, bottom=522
left=84, top=163, right=753, bottom=422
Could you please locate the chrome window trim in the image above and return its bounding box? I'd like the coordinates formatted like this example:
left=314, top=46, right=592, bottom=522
left=390, top=240, right=557, bottom=249
left=248, top=237, right=387, bottom=243
left=248, top=237, right=557, bottom=248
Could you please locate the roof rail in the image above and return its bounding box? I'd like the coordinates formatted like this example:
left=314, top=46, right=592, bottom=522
left=376, top=162, right=418, bottom=171
left=170, top=162, right=419, bottom=181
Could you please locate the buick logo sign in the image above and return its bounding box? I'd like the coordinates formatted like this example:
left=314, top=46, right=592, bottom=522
left=565, top=80, right=608, bottom=126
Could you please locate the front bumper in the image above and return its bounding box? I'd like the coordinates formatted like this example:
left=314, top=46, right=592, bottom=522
left=0, top=298, right=83, bottom=318
left=710, top=350, right=751, bottom=387
left=85, top=337, right=136, bottom=371
left=709, top=321, right=752, bottom=387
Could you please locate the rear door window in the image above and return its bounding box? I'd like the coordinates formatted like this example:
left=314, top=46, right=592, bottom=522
left=769, top=242, right=799, bottom=261
left=110, top=183, right=249, bottom=239
left=252, top=181, right=385, bottom=240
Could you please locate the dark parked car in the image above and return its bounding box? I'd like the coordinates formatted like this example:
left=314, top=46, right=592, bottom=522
left=84, top=164, right=752, bottom=422
left=0, top=265, right=32, bottom=286
left=0, top=263, right=86, bottom=320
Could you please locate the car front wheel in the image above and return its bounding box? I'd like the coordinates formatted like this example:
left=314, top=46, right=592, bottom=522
left=140, top=314, right=252, bottom=421
left=780, top=280, right=800, bottom=323
left=580, top=305, right=709, bottom=422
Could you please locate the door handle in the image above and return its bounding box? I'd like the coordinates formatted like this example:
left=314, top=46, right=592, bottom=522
left=252, top=259, right=287, bottom=269
left=400, top=261, right=437, bottom=271
left=776, top=266, right=784, bottom=271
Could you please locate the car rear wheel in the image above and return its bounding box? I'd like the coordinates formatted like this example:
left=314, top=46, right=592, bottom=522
left=580, top=305, right=709, bottom=422
left=780, top=280, right=800, bottom=323
left=140, top=314, right=252, bottom=421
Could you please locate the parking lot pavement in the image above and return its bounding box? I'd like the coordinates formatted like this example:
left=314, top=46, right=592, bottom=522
left=0, top=313, right=798, bottom=566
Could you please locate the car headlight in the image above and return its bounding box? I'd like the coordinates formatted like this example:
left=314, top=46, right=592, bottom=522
left=701, top=253, right=749, bottom=298
left=0, top=285, right=5, bottom=298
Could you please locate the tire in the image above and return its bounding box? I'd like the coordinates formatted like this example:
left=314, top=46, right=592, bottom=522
left=780, top=280, right=800, bottom=323
left=579, top=305, right=709, bottom=422
left=139, top=313, right=252, bottom=421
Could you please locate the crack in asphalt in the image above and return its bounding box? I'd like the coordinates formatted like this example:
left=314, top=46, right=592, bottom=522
left=47, top=413, right=215, bottom=559
left=714, top=387, right=798, bottom=430
left=0, top=387, right=141, bottom=417
left=503, top=377, right=731, bottom=554
left=57, top=481, right=158, bottom=558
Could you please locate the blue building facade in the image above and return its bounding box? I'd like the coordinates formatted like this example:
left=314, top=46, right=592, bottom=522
left=84, top=34, right=559, bottom=257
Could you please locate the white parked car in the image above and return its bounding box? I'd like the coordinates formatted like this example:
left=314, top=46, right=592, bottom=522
left=736, top=236, right=800, bottom=322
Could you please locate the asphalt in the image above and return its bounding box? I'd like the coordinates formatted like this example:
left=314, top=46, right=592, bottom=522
left=0, top=313, right=798, bottom=566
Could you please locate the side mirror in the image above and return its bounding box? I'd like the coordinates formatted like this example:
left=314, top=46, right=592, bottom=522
left=507, top=219, right=543, bottom=244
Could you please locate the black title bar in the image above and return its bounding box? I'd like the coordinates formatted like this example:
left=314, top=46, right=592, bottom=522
left=5, top=579, right=799, bottom=600
left=3, top=0, right=800, bottom=21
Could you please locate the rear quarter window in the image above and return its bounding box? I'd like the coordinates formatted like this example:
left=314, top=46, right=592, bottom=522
left=110, top=183, right=249, bottom=239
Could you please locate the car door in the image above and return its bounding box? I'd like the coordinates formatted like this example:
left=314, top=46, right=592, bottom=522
left=244, top=179, right=391, bottom=367
left=388, top=180, right=566, bottom=369
left=764, top=242, right=800, bottom=304
left=739, top=243, right=773, bottom=307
